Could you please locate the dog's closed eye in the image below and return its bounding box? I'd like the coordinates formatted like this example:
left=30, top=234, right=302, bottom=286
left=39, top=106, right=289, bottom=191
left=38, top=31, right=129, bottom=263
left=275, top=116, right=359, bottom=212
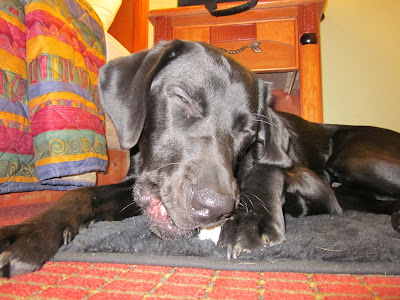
left=167, top=85, right=203, bottom=118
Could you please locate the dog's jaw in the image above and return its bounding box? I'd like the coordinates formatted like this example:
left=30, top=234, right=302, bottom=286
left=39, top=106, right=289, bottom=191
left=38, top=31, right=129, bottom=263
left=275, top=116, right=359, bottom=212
left=146, top=198, right=193, bottom=239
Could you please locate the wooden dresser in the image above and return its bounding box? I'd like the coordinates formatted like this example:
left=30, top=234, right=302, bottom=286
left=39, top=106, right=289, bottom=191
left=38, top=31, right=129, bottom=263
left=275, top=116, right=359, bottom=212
left=148, top=0, right=326, bottom=123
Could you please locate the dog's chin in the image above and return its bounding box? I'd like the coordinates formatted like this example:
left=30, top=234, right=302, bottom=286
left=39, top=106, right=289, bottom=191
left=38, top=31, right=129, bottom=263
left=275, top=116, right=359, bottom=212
left=146, top=198, right=193, bottom=239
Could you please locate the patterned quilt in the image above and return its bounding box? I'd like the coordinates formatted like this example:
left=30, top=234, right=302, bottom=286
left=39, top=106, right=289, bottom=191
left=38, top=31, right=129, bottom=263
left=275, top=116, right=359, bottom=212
left=0, top=0, right=108, bottom=194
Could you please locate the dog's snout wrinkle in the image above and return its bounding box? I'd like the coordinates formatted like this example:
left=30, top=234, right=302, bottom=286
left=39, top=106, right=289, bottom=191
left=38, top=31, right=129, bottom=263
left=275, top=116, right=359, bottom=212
left=190, top=188, right=235, bottom=224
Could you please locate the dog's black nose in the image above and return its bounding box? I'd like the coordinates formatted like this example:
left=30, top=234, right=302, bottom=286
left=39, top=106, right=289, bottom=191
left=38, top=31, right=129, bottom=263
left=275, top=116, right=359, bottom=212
left=190, top=188, right=235, bottom=224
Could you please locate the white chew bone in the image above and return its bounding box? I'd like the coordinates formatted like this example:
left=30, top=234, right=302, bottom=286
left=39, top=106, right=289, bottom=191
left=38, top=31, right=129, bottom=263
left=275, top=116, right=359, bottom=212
left=198, top=225, right=222, bottom=244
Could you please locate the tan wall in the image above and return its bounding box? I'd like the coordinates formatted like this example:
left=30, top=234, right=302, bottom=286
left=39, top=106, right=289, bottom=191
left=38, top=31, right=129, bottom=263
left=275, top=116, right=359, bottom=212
left=148, top=0, right=400, bottom=132
left=320, top=0, right=400, bottom=132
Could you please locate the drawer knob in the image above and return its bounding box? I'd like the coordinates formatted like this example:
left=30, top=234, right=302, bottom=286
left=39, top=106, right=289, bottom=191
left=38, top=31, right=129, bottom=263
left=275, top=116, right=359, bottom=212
left=219, top=41, right=262, bottom=54
left=300, top=33, right=318, bottom=45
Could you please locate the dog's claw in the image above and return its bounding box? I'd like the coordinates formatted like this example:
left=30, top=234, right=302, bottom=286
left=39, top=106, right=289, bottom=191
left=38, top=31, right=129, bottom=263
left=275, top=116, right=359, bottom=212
left=63, top=228, right=73, bottom=245
left=218, top=212, right=286, bottom=259
left=225, top=242, right=250, bottom=260
left=232, top=245, right=243, bottom=260
left=226, top=244, right=233, bottom=260
left=225, top=243, right=244, bottom=260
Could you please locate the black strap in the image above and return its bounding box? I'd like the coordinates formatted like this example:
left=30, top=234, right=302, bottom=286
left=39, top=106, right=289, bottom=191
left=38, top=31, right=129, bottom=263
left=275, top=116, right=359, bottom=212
left=205, top=0, right=258, bottom=17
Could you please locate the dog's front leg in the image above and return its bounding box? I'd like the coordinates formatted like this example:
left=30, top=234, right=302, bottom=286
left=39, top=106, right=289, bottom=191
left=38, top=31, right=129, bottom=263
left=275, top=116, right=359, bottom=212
left=0, top=179, right=139, bottom=277
left=218, top=165, right=286, bottom=260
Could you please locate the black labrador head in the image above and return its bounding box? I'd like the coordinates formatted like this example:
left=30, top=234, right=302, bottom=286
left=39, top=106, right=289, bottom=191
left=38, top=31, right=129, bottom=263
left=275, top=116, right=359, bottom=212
left=99, top=40, right=271, bottom=239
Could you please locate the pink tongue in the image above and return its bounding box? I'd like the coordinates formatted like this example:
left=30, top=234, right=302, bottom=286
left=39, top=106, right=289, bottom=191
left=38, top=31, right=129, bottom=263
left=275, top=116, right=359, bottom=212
left=148, top=198, right=169, bottom=222
left=147, top=198, right=191, bottom=237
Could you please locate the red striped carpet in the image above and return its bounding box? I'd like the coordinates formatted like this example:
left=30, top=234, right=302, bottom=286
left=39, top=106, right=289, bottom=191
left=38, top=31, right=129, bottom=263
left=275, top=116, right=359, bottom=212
left=0, top=202, right=399, bottom=299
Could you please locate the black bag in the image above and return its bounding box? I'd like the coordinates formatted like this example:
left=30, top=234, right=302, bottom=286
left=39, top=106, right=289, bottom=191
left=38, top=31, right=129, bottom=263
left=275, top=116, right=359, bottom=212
left=178, top=0, right=259, bottom=17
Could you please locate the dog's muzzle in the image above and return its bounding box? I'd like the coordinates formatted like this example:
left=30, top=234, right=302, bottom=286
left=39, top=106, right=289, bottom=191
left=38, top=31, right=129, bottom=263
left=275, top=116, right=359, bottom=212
left=139, top=186, right=236, bottom=240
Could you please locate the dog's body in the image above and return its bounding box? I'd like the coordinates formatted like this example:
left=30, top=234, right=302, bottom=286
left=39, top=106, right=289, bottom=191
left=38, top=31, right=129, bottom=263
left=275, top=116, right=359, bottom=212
left=1, top=40, right=399, bottom=277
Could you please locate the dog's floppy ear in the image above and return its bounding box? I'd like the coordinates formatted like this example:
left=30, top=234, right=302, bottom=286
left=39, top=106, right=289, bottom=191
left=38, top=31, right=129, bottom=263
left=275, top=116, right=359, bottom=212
left=99, top=40, right=184, bottom=149
left=256, top=79, right=292, bottom=168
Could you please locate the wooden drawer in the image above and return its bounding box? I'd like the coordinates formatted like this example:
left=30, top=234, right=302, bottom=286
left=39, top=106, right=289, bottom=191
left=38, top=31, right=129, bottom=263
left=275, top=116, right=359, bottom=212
left=173, top=19, right=298, bottom=72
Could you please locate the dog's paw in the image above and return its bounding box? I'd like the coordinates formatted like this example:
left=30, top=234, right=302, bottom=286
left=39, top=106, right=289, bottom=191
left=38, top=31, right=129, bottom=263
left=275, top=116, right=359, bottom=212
left=0, top=222, right=68, bottom=278
left=218, top=213, right=285, bottom=260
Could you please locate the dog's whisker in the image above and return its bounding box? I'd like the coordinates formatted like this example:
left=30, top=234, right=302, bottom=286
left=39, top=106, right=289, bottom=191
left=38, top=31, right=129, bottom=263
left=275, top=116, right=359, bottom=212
left=120, top=202, right=140, bottom=213
left=241, top=192, right=270, bottom=214
left=251, top=194, right=271, bottom=214
left=241, top=194, right=255, bottom=210
left=254, top=119, right=275, bottom=127
left=254, top=113, right=268, bottom=119
left=253, top=113, right=278, bottom=128
left=238, top=200, right=249, bottom=213
left=239, top=194, right=253, bottom=213
left=255, top=119, right=271, bottom=125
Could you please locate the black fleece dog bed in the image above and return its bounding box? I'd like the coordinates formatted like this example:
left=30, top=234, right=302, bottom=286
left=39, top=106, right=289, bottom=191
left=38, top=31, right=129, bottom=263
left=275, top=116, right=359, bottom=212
left=53, top=211, right=400, bottom=275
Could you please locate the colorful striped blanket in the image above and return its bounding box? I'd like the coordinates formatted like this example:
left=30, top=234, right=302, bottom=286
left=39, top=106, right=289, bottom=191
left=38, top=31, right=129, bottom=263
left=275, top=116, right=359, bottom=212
left=0, top=0, right=108, bottom=194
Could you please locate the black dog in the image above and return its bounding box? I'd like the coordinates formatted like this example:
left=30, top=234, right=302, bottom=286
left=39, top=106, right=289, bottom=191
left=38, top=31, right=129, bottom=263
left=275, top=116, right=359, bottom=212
left=1, top=40, right=399, bottom=277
